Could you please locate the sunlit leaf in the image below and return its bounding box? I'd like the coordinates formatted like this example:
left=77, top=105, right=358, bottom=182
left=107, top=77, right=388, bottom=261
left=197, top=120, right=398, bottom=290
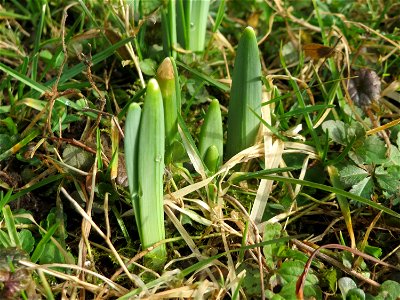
left=349, top=176, right=373, bottom=199
left=339, top=165, right=369, bottom=187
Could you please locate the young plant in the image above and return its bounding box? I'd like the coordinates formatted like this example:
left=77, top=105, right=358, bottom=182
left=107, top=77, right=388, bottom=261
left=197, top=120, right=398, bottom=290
left=226, top=26, right=262, bottom=159
left=176, top=0, right=210, bottom=52
left=137, top=79, right=166, bottom=268
left=186, top=0, right=210, bottom=52
left=161, top=0, right=177, bottom=58
left=124, top=103, right=141, bottom=224
left=156, top=57, right=178, bottom=163
left=198, top=99, right=223, bottom=172
left=124, top=79, right=166, bottom=268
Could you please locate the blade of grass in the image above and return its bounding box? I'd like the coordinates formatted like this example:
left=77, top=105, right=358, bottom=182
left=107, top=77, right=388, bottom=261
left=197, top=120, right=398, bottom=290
left=282, top=64, right=322, bottom=155
left=327, top=165, right=356, bottom=248
left=212, top=0, right=226, bottom=32
left=0, top=189, right=13, bottom=212
left=279, top=104, right=335, bottom=119
left=0, top=230, right=12, bottom=247
left=0, top=62, right=48, bottom=94
left=0, top=9, right=31, bottom=20
left=175, top=60, right=229, bottom=92
left=0, top=129, right=41, bottom=161
left=2, top=205, right=21, bottom=248
left=8, top=174, right=64, bottom=203
left=254, top=175, right=400, bottom=219
left=30, top=221, right=60, bottom=263
left=178, top=114, right=207, bottom=178
left=110, top=118, right=119, bottom=180
left=31, top=2, right=46, bottom=82
left=0, top=63, right=82, bottom=111
left=45, top=36, right=135, bottom=87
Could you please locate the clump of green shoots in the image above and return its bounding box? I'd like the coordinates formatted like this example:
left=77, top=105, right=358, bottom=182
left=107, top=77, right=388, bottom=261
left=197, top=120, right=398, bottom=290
left=175, top=0, right=210, bottom=52
left=226, top=26, right=262, bottom=158
left=124, top=79, right=166, bottom=269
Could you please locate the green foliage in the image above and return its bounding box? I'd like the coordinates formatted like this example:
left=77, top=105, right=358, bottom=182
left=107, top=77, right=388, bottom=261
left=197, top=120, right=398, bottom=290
left=0, top=0, right=399, bottom=298
left=262, top=222, right=284, bottom=268
left=175, top=0, right=210, bottom=52
left=124, top=102, right=141, bottom=213
left=226, top=26, right=262, bottom=158
left=323, top=120, right=400, bottom=204
left=375, top=281, right=400, bottom=300
left=156, top=57, right=179, bottom=163
left=338, top=277, right=400, bottom=300
left=198, top=99, right=223, bottom=169
left=62, top=144, right=94, bottom=172
left=203, top=145, right=220, bottom=174
left=268, top=260, right=321, bottom=299
left=18, top=229, right=35, bottom=254
left=135, top=78, right=166, bottom=268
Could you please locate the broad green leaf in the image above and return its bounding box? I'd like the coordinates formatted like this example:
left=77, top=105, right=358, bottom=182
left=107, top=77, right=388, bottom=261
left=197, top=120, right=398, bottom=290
left=62, top=145, right=95, bottom=172
left=349, top=177, right=373, bottom=199
left=187, top=0, right=210, bottom=52
left=263, top=222, right=282, bottom=269
left=140, top=58, right=157, bottom=76
left=375, top=166, right=400, bottom=194
left=140, top=0, right=162, bottom=15
left=364, top=244, right=382, bottom=259
left=322, top=268, right=337, bottom=293
left=338, top=277, right=357, bottom=297
left=278, top=280, right=321, bottom=299
left=236, top=262, right=262, bottom=297
left=39, top=241, right=64, bottom=265
left=277, top=260, right=318, bottom=285
left=375, top=280, right=400, bottom=300
left=386, top=145, right=400, bottom=166
left=346, top=288, right=365, bottom=300
left=322, top=120, right=364, bottom=146
left=18, top=229, right=35, bottom=254
left=322, top=120, right=347, bottom=145
left=0, top=134, right=13, bottom=153
left=339, top=165, right=369, bottom=187
left=360, top=135, right=387, bottom=164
